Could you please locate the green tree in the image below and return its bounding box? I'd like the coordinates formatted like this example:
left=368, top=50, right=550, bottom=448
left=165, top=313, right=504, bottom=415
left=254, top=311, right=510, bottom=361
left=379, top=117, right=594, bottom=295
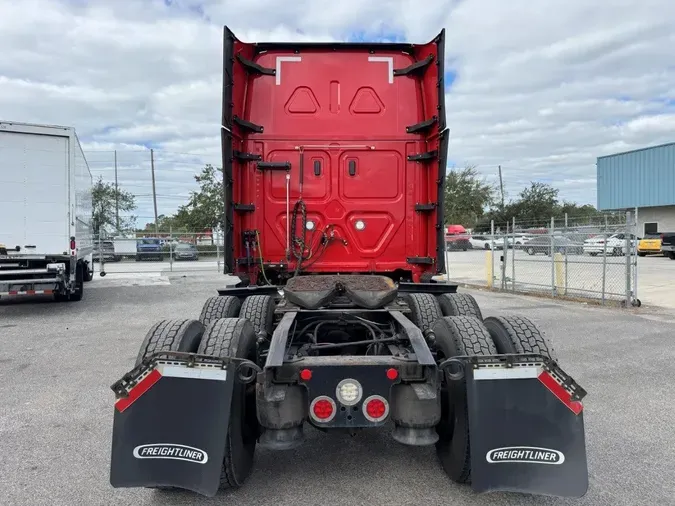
left=509, top=182, right=559, bottom=225
left=173, top=164, right=224, bottom=231
left=92, top=176, right=136, bottom=236
left=443, top=165, right=495, bottom=228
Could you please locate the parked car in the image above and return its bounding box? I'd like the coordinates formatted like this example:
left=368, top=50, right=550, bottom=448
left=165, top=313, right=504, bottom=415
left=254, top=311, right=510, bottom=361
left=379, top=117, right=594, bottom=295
left=93, top=240, right=117, bottom=262
left=136, top=238, right=164, bottom=261
left=637, top=233, right=662, bottom=257
left=660, top=233, right=675, bottom=260
left=445, top=224, right=470, bottom=251
left=172, top=242, right=199, bottom=261
left=583, top=233, right=637, bottom=256
left=469, top=235, right=507, bottom=250
left=524, top=236, right=584, bottom=256
left=511, top=234, right=536, bottom=249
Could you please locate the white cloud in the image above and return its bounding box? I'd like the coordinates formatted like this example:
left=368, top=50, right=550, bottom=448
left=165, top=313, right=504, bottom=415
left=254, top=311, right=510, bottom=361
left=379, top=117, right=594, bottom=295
left=1, top=0, right=674, bottom=222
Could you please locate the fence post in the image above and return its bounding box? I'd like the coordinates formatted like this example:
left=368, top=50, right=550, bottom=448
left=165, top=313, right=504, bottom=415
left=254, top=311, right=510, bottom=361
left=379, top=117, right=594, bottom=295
left=98, top=235, right=106, bottom=276
left=633, top=207, right=639, bottom=304
left=444, top=237, right=451, bottom=284
left=217, top=240, right=221, bottom=273
left=564, top=213, right=568, bottom=295
left=490, top=220, right=495, bottom=289
left=601, top=227, right=607, bottom=305
left=169, top=226, right=173, bottom=272
left=511, top=217, right=516, bottom=292
left=550, top=217, right=556, bottom=297
left=625, top=211, right=631, bottom=307
left=501, top=227, right=507, bottom=290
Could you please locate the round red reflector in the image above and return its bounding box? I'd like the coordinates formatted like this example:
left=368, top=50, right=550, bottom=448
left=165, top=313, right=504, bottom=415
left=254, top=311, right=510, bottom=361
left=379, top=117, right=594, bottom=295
left=312, top=399, right=334, bottom=420
left=365, top=398, right=386, bottom=419
left=386, top=368, right=398, bottom=380
left=300, top=369, right=312, bottom=381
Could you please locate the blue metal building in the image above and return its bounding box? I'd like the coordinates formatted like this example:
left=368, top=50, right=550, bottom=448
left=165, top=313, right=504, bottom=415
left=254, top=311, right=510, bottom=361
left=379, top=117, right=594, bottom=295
left=597, top=142, right=675, bottom=235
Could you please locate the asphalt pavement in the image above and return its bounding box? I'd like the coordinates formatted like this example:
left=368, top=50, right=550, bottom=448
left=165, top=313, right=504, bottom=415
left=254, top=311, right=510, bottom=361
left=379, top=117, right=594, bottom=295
left=1, top=278, right=674, bottom=506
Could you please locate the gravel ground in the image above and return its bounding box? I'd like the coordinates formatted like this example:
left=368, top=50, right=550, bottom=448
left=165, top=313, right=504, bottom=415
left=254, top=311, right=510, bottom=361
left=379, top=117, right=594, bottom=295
left=1, top=278, right=674, bottom=506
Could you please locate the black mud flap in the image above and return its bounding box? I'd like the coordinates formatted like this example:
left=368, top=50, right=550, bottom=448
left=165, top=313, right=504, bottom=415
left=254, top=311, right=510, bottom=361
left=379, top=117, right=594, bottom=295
left=465, top=357, right=588, bottom=498
left=110, top=359, right=235, bottom=497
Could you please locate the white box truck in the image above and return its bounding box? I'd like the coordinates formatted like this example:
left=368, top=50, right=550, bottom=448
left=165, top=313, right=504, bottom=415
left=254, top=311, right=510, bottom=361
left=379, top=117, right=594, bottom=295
left=0, top=121, right=94, bottom=301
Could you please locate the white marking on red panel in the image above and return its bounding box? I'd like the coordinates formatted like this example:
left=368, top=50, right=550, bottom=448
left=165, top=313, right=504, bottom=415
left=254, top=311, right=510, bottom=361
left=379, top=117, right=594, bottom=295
left=276, top=56, right=302, bottom=85
left=368, top=56, right=394, bottom=84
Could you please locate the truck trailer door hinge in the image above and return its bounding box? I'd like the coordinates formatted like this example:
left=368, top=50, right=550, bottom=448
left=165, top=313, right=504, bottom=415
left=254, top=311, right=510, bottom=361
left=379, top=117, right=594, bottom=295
left=394, top=55, right=434, bottom=77
left=233, top=150, right=262, bottom=162
left=236, top=54, right=275, bottom=76
left=407, top=256, right=435, bottom=265
left=234, top=203, right=255, bottom=212
left=406, top=116, right=438, bottom=134
left=408, top=150, right=438, bottom=162
left=414, top=203, right=436, bottom=212
left=233, top=116, right=264, bottom=134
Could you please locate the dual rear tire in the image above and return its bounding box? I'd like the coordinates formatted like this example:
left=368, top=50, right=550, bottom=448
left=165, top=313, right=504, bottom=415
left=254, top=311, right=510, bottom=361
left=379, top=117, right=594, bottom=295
left=402, top=291, right=556, bottom=485
left=431, top=313, right=555, bottom=485
left=136, top=315, right=260, bottom=492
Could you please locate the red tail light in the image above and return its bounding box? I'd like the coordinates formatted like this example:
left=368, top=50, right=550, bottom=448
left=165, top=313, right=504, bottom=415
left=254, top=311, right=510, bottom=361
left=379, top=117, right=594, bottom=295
left=310, top=396, right=336, bottom=422
left=386, top=368, right=398, bottom=380
left=70, top=237, right=76, bottom=250
left=300, top=369, right=312, bottom=381
left=362, top=395, right=389, bottom=422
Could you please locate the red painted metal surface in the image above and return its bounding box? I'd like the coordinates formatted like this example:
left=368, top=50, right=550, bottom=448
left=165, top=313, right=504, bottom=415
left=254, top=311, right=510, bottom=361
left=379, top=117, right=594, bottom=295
left=222, top=28, right=448, bottom=284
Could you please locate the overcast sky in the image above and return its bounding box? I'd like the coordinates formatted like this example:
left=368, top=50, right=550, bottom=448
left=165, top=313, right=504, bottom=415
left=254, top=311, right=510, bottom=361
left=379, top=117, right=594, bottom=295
left=1, top=0, right=674, bottom=223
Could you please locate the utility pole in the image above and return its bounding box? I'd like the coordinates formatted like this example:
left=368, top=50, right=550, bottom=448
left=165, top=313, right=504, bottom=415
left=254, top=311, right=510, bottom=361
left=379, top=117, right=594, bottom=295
left=498, top=165, right=505, bottom=212
left=114, top=150, right=119, bottom=232
left=150, top=148, right=159, bottom=234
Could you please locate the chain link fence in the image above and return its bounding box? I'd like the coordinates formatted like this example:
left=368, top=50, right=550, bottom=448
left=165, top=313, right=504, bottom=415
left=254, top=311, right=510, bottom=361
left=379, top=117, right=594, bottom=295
left=445, top=212, right=640, bottom=307
left=93, top=231, right=226, bottom=276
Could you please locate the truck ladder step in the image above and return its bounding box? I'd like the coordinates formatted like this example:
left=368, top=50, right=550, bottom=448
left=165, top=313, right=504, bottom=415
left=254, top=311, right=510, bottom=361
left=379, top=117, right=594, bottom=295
left=257, top=161, right=291, bottom=171
left=408, top=150, right=438, bottom=162
left=415, top=203, right=436, bottom=212
left=394, top=55, right=434, bottom=76
left=233, top=151, right=262, bottom=162
left=406, top=116, right=438, bottom=134
left=236, top=54, right=275, bottom=76
left=233, top=116, right=264, bottom=133
left=407, top=256, right=434, bottom=265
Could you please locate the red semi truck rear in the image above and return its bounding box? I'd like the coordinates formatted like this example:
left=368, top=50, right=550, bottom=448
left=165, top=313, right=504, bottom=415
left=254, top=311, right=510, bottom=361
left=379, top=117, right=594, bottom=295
left=221, top=27, right=447, bottom=284
left=109, top=27, right=588, bottom=499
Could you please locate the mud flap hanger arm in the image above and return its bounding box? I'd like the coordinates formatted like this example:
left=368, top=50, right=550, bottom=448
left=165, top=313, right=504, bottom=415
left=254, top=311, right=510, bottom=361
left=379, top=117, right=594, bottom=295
left=438, top=353, right=587, bottom=402
left=110, top=351, right=262, bottom=398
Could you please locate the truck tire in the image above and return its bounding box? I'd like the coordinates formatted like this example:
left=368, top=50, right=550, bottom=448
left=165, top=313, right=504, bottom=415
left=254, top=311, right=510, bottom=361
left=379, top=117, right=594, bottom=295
left=135, top=319, right=204, bottom=366
left=483, top=315, right=556, bottom=360
left=437, top=293, right=482, bottom=320
left=431, top=316, right=496, bottom=484
left=401, top=293, right=443, bottom=331
left=199, top=296, right=241, bottom=327
left=198, top=318, right=258, bottom=490
left=239, top=295, right=276, bottom=337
